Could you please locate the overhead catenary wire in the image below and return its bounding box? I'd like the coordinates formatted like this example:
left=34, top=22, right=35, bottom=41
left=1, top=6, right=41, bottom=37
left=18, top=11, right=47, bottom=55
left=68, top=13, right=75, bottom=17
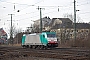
left=0, top=15, right=9, bottom=19
left=0, top=3, right=73, bottom=18
left=0, top=0, right=73, bottom=14
left=16, top=9, right=58, bottom=21
left=14, top=10, right=38, bottom=18
left=0, top=0, right=90, bottom=22
left=0, top=0, right=73, bottom=10
left=0, top=1, right=34, bottom=6
left=17, top=14, right=39, bottom=21
left=77, top=2, right=90, bottom=6
left=78, top=12, right=90, bottom=14
left=0, top=0, right=44, bottom=10
left=1, top=6, right=73, bottom=20
left=77, top=0, right=90, bottom=6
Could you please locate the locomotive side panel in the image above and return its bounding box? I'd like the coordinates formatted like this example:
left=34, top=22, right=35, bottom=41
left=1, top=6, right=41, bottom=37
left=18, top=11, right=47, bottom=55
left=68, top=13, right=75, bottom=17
left=25, top=34, right=42, bottom=45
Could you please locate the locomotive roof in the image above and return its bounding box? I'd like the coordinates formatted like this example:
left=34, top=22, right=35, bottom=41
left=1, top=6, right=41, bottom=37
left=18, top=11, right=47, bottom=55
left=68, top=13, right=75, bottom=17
left=23, top=32, right=56, bottom=36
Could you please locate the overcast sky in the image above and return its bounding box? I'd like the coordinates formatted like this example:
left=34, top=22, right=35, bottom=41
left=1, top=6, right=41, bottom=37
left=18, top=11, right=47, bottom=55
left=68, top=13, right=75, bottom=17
left=0, top=0, right=90, bottom=34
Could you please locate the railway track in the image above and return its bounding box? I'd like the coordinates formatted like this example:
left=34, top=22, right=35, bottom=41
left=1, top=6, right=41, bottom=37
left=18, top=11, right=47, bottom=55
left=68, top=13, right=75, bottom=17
left=0, top=46, right=90, bottom=60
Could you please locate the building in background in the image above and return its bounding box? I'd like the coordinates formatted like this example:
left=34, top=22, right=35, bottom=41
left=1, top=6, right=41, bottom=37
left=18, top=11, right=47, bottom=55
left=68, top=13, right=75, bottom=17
left=33, top=17, right=90, bottom=44
left=0, top=28, right=8, bottom=44
left=33, top=16, right=52, bottom=32
left=47, top=18, right=90, bottom=44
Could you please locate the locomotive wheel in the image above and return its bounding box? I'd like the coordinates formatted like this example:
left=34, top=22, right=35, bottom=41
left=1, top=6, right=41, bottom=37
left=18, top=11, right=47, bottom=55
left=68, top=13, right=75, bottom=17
left=43, top=46, right=47, bottom=49
left=40, top=45, right=44, bottom=49
left=32, top=45, right=35, bottom=49
left=36, top=45, right=39, bottom=49
left=30, top=45, right=32, bottom=49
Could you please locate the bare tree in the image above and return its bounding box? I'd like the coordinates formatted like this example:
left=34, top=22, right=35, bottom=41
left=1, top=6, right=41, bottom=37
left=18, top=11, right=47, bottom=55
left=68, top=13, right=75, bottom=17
left=14, top=28, right=22, bottom=37
left=8, top=24, right=16, bottom=44
left=63, top=13, right=74, bottom=22
left=14, top=28, right=22, bottom=44
left=8, top=24, right=22, bottom=44
left=63, top=13, right=81, bottom=23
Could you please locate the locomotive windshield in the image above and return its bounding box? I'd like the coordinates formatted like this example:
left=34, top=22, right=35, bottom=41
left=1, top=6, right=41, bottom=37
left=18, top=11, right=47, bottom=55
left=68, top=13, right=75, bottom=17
left=47, top=34, right=56, bottom=37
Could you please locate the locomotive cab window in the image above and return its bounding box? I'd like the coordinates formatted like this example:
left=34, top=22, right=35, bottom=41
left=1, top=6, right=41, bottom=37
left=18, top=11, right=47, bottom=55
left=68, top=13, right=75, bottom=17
left=47, top=34, right=56, bottom=37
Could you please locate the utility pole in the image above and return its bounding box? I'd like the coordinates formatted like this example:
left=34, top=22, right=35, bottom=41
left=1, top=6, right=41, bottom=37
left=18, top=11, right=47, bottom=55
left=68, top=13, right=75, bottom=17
left=37, top=6, right=44, bottom=32
left=74, top=0, right=76, bottom=41
left=8, top=14, right=14, bottom=45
